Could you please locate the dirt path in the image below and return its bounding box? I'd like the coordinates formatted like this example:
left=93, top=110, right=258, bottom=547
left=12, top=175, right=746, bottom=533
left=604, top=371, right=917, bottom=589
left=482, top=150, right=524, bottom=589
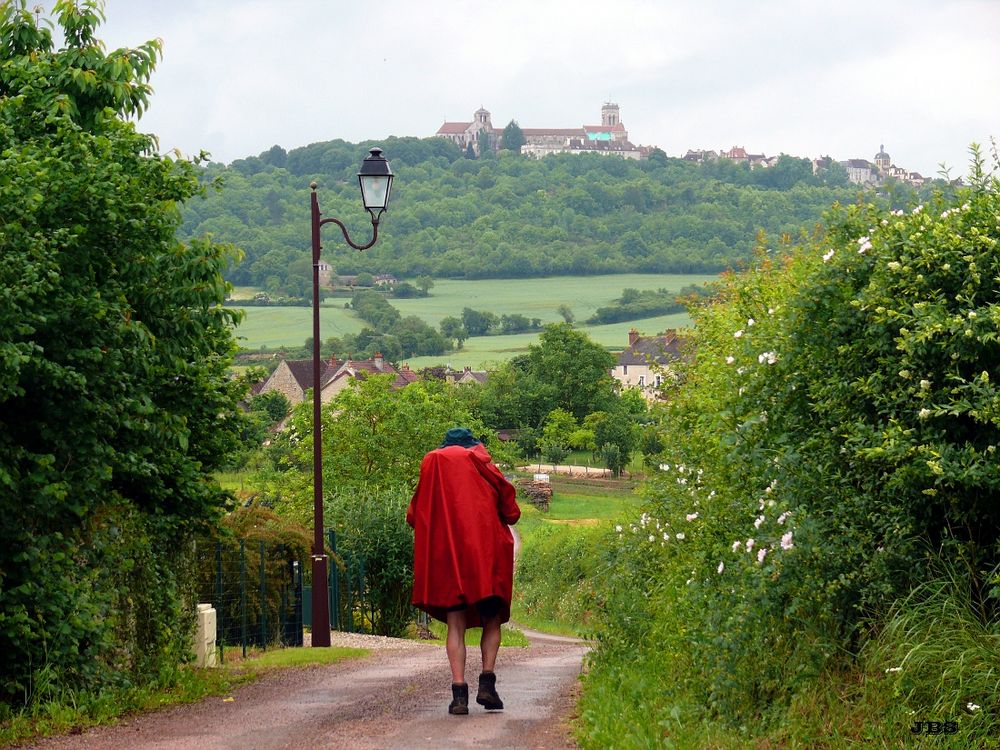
left=23, top=629, right=588, bottom=750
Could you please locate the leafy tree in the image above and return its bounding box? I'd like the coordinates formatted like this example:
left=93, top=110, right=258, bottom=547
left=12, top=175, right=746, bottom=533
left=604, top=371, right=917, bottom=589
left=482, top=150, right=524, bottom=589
left=392, top=281, right=421, bottom=297
left=415, top=275, right=435, bottom=295
left=539, top=408, right=577, bottom=464
left=476, top=324, right=616, bottom=430
left=0, top=0, right=246, bottom=702
left=461, top=307, right=499, bottom=336
left=502, top=119, right=526, bottom=154
left=355, top=271, right=375, bottom=287
left=557, top=304, right=575, bottom=324
left=439, top=316, right=468, bottom=348
left=250, top=390, right=290, bottom=423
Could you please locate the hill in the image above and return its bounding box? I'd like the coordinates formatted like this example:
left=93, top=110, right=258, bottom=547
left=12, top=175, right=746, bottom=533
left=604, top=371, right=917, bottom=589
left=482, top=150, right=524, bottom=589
left=180, top=137, right=941, bottom=297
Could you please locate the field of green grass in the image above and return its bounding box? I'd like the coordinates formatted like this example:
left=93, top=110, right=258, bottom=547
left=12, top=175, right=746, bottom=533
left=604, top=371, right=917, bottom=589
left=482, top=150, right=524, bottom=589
left=229, top=273, right=717, bottom=366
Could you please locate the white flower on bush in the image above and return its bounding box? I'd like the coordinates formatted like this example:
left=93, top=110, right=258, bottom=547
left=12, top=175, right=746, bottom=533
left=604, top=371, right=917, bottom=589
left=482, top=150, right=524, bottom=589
left=887, top=261, right=901, bottom=271
left=726, top=355, right=735, bottom=364
left=968, top=702, right=981, bottom=712
left=676, top=532, right=686, bottom=540
left=822, top=249, right=835, bottom=262
left=747, top=318, right=756, bottom=327
left=686, top=513, right=699, bottom=521
left=780, top=531, right=794, bottom=550
left=615, top=524, right=622, bottom=533
left=746, top=538, right=755, bottom=552
left=777, top=511, right=790, bottom=525
left=919, top=379, right=931, bottom=390
left=767, top=307, right=775, bottom=315
left=734, top=329, right=744, bottom=338
left=648, top=534, right=655, bottom=542
left=758, top=351, right=778, bottom=365
left=732, top=540, right=741, bottom=552
left=717, top=561, right=725, bottom=574
left=662, top=532, right=669, bottom=541
left=912, top=204, right=923, bottom=214
left=918, top=408, right=932, bottom=420
left=754, top=515, right=765, bottom=529
left=885, top=666, right=902, bottom=674
left=891, top=209, right=905, bottom=216
left=757, top=548, right=767, bottom=564
left=857, top=236, right=872, bottom=254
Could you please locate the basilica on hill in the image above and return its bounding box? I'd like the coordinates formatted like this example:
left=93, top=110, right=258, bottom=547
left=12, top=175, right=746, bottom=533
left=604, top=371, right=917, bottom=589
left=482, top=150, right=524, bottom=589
left=436, top=102, right=649, bottom=160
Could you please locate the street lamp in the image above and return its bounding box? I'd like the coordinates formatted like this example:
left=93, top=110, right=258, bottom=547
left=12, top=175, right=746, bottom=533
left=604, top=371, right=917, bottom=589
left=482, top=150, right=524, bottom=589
left=309, top=147, right=393, bottom=647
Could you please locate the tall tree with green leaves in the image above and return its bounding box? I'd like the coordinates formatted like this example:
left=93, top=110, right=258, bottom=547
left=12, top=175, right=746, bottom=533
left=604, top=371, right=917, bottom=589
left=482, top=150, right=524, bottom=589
left=0, top=0, right=247, bottom=702
left=502, top=119, right=526, bottom=154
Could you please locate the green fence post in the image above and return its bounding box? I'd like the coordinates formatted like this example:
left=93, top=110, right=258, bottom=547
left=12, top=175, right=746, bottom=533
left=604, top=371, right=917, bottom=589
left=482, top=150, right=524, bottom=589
left=240, top=539, right=248, bottom=658
left=358, top=556, right=368, bottom=634
left=215, top=541, right=225, bottom=665
left=259, top=539, right=267, bottom=650
left=327, top=529, right=338, bottom=632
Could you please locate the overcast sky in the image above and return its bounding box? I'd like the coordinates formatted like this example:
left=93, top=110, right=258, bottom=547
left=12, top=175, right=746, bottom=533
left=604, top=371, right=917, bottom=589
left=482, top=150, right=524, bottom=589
left=86, top=0, right=999, bottom=177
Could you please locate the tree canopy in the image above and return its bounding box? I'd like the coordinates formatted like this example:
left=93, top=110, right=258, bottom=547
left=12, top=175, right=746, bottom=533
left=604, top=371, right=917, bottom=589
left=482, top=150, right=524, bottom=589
left=179, top=137, right=951, bottom=297
left=0, top=0, right=245, bottom=702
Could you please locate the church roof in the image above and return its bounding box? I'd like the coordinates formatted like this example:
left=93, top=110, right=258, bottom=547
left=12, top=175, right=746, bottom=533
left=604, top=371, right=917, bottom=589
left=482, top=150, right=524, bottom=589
left=437, top=121, right=472, bottom=135
left=520, top=128, right=585, bottom=136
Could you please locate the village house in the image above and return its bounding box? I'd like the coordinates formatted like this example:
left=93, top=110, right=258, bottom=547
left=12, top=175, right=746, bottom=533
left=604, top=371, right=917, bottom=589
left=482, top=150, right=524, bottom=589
left=611, top=329, right=684, bottom=399
left=256, top=354, right=417, bottom=407
left=452, top=366, right=489, bottom=385
left=436, top=103, right=646, bottom=160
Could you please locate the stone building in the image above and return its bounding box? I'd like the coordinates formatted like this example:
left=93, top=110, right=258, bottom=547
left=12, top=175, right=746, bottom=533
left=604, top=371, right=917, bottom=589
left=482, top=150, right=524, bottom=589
left=611, top=329, right=684, bottom=399
left=436, top=102, right=644, bottom=159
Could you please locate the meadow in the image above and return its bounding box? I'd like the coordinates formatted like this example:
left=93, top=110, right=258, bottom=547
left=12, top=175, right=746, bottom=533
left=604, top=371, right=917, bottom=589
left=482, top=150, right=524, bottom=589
left=229, top=273, right=716, bottom=366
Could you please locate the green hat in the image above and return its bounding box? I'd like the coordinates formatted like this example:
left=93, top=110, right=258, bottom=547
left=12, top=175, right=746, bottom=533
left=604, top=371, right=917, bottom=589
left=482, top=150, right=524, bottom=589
left=440, top=427, right=480, bottom=448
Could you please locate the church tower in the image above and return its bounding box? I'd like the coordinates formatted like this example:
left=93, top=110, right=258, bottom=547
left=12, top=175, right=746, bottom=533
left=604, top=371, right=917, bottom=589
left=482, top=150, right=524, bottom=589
left=601, top=102, right=620, bottom=128
left=874, top=143, right=891, bottom=172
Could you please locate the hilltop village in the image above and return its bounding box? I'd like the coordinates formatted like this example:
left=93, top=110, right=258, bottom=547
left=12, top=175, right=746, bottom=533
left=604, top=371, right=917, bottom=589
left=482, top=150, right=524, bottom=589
left=437, top=103, right=929, bottom=188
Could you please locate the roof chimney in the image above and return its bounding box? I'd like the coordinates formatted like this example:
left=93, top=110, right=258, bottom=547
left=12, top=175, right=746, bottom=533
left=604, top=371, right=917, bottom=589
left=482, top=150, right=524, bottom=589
left=628, top=328, right=640, bottom=346
left=374, top=352, right=384, bottom=370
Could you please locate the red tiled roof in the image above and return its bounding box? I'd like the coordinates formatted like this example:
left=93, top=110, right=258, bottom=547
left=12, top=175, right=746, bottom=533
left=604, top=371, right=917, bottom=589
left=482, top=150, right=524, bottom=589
left=521, top=128, right=585, bottom=136
left=437, top=122, right=472, bottom=135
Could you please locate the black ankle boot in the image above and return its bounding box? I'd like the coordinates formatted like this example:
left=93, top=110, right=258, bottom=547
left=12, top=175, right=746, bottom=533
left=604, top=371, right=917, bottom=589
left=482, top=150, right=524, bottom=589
left=449, top=682, right=469, bottom=715
left=476, top=671, right=504, bottom=710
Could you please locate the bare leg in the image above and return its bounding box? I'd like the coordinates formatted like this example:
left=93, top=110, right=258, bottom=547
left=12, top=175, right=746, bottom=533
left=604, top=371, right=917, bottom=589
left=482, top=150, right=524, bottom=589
left=480, top=615, right=501, bottom=672
left=446, top=610, right=468, bottom=684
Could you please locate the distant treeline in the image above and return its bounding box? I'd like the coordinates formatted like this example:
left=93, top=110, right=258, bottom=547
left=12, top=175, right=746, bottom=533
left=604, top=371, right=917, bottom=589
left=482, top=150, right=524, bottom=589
left=587, top=284, right=715, bottom=324
left=180, top=136, right=948, bottom=297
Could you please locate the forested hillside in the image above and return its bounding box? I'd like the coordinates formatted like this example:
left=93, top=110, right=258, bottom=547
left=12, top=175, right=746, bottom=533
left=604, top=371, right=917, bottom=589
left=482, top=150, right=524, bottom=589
left=180, top=137, right=940, bottom=296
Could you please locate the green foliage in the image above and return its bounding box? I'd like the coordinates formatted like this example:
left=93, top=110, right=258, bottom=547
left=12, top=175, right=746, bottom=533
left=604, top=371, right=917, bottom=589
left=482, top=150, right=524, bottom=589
left=342, top=289, right=449, bottom=358
left=515, top=523, right=608, bottom=630
left=327, top=485, right=414, bottom=636
left=0, top=1, right=246, bottom=706
left=249, top=390, right=290, bottom=424
left=578, top=154, right=1000, bottom=742
left=461, top=307, right=498, bottom=336
left=179, top=133, right=937, bottom=290
left=587, top=283, right=714, bottom=324
left=255, top=374, right=496, bottom=525
left=501, top=119, right=526, bottom=154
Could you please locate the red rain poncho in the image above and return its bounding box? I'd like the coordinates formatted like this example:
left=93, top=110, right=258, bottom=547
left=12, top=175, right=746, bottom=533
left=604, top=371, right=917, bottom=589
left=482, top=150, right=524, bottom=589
left=407, top=444, right=520, bottom=626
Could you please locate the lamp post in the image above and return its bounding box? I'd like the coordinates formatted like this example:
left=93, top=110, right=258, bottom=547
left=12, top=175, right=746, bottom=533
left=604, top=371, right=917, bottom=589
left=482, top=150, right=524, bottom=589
left=309, top=147, right=393, bottom=647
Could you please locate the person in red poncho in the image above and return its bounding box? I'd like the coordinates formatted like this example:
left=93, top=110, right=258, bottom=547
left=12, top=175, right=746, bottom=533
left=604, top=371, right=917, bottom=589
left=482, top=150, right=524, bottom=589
left=407, top=427, right=521, bottom=716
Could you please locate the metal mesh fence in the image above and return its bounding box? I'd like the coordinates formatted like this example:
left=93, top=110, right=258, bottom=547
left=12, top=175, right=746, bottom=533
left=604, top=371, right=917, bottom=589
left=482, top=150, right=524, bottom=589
left=193, top=539, right=303, bottom=660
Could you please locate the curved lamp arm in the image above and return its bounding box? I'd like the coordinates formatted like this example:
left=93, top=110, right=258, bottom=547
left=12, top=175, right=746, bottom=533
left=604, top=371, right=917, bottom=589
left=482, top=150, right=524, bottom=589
left=317, top=215, right=379, bottom=251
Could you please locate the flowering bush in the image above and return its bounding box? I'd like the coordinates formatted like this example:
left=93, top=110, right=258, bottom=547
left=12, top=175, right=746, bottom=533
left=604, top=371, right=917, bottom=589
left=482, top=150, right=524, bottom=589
left=580, top=152, right=1000, bottom=741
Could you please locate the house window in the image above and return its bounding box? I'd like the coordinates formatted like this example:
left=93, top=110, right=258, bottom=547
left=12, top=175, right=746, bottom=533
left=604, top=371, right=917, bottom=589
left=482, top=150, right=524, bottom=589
left=638, top=375, right=645, bottom=387
left=622, top=365, right=628, bottom=375
left=654, top=374, right=663, bottom=386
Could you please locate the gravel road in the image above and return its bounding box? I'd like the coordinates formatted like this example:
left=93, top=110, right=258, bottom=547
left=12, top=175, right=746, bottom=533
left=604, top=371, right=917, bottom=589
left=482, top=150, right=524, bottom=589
left=22, top=629, right=588, bottom=750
